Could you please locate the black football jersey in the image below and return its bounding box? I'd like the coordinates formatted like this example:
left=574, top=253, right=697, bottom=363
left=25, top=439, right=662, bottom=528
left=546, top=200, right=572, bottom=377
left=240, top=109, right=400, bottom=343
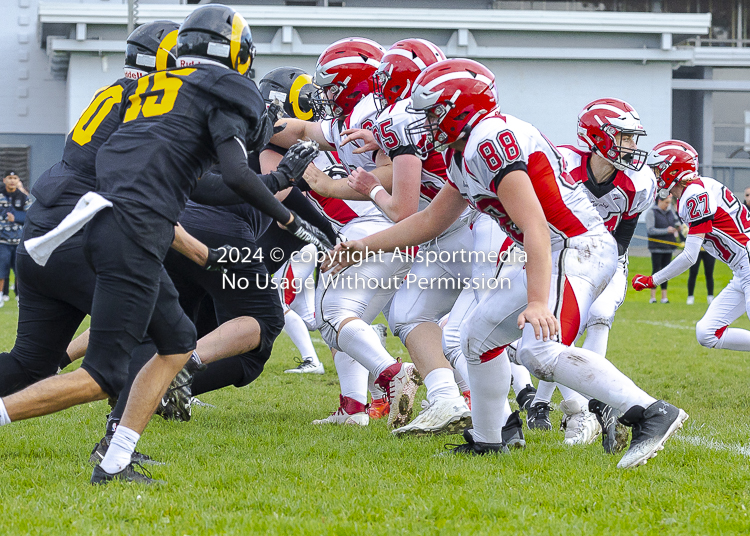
left=31, top=78, right=135, bottom=209
left=95, top=63, right=266, bottom=231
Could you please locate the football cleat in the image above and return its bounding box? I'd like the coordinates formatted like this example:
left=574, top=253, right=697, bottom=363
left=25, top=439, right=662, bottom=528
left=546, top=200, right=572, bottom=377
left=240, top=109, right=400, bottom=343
left=375, top=362, right=423, bottom=428
left=559, top=399, right=601, bottom=446
left=515, top=384, right=537, bottom=412
left=91, top=462, right=164, bottom=485
left=285, top=357, right=325, bottom=374
left=312, top=395, right=369, bottom=426
left=89, top=436, right=164, bottom=467
left=686, top=296, right=695, bottom=305
left=156, top=351, right=206, bottom=422
left=445, top=429, right=509, bottom=456
left=617, top=400, right=688, bottom=469
left=391, top=396, right=472, bottom=437
left=501, top=410, right=526, bottom=450
left=372, top=323, right=388, bottom=348
left=589, top=399, right=629, bottom=454
left=462, top=390, right=471, bottom=410
left=367, top=396, right=390, bottom=420
left=526, top=402, right=553, bottom=431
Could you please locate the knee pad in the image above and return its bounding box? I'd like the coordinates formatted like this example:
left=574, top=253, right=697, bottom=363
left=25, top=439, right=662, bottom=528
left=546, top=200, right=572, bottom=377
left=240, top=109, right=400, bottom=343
left=442, top=332, right=462, bottom=367
left=586, top=315, right=614, bottom=330
left=317, top=320, right=340, bottom=351
left=517, top=342, right=557, bottom=382
left=695, top=320, right=722, bottom=349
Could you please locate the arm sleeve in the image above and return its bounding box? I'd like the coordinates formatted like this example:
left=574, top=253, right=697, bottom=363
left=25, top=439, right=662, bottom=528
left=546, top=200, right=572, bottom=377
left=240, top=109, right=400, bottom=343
left=215, top=137, right=292, bottom=224
left=652, top=234, right=703, bottom=285
left=282, top=187, right=337, bottom=244
left=612, top=216, right=638, bottom=256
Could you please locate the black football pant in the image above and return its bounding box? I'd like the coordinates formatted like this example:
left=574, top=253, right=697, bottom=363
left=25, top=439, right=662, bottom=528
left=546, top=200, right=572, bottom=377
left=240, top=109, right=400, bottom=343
left=81, top=209, right=196, bottom=396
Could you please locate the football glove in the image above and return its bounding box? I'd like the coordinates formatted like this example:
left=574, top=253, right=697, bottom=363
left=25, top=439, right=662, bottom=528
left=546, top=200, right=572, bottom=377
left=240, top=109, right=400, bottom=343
left=204, top=244, right=239, bottom=272
left=631, top=274, right=656, bottom=291
left=285, top=211, right=334, bottom=252
left=267, top=140, right=320, bottom=192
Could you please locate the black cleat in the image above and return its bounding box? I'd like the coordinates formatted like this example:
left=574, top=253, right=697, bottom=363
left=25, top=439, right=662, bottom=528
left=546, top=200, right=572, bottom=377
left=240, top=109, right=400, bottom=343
left=445, top=429, right=509, bottom=456
left=589, top=399, right=629, bottom=454
left=89, top=437, right=164, bottom=466
left=156, top=351, right=206, bottom=422
left=617, top=400, right=688, bottom=469
left=515, top=384, right=537, bottom=412
left=91, top=462, right=164, bottom=485
left=527, top=402, right=552, bottom=431
left=501, top=410, right=526, bottom=450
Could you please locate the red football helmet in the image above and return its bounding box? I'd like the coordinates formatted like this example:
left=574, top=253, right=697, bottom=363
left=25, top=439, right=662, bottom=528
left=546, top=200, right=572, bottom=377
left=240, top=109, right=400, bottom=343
left=312, top=37, right=385, bottom=119
left=373, top=38, right=446, bottom=114
left=647, top=139, right=700, bottom=194
left=405, top=58, right=498, bottom=157
left=577, top=98, right=648, bottom=171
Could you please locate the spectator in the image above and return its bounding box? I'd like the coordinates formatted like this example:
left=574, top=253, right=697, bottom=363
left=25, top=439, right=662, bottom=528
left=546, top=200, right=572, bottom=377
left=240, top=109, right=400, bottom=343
left=0, top=171, right=30, bottom=307
left=744, top=186, right=750, bottom=210
left=645, top=194, right=681, bottom=304
left=686, top=245, right=715, bottom=305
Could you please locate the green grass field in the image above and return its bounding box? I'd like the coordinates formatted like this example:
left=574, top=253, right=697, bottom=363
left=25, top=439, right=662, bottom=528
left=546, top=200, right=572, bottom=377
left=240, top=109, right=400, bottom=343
left=1, top=256, right=749, bottom=535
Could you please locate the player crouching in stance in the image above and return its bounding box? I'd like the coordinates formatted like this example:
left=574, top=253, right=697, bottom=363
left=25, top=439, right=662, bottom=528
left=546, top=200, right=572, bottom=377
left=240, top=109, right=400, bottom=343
left=633, top=141, right=750, bottom=353
left=325, top=59, right=687, bottom=468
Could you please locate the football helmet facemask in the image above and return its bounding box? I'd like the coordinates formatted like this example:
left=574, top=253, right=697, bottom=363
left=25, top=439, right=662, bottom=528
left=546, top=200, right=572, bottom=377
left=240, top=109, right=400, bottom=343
left=373, top=38, right=446, bottom=115
left=312, top=37, right=385, bottom=119
left=124, top=20, right=180, bottom=80
left=405, top=58, right=498, bottom=158
left=647, top=139, right=699, bottom=196
left=176, top=4, right=256, bottom=76
left=259, top=67, right=318, bottom=121
left=577, top=98, right=648, bottom=172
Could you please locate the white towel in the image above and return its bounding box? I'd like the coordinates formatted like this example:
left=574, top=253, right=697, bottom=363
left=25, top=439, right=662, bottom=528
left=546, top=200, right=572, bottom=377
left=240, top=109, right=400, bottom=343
left=25, top=191, right=113, bottom=266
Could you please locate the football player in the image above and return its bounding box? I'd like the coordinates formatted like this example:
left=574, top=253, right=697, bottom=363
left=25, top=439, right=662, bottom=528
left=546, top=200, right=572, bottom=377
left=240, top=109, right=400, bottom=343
left=271, top=38, right=421, bottom=429
left=50, top=5, right=326, bottom=484
left=325, top=59, right=687, bottom=468
left=343, top=39, right=473, bottom=436
left=632, top=141, right=750, bottom=354
left=527, top=98, right=656, bottom=452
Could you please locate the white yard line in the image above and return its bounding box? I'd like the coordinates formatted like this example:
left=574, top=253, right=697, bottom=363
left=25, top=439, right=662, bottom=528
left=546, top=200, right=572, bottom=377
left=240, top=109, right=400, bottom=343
left=676, top=434, right=750, bottom=457
left=634, top=320, right=695, bottom=330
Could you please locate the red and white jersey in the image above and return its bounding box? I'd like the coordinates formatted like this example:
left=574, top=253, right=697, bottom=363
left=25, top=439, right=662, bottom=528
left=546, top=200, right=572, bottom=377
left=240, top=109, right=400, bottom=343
left=305, top=151, right=381, bottom=232
left=679, top=176, right=750, bottom=271
left=445, top=113, right=605, bottom=249
left=320, top=94, right=379, bottom=173
left=372, top=99, right=449, bottom=211
left=558, top=146, right=655, bottom=232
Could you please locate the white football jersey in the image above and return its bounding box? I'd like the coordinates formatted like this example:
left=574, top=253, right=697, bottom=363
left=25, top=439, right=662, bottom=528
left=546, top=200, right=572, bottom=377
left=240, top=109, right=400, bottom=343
left=446, top=113, right=605, bottom=248
left=558, top=146, right=656, bottom=232
left=305, top=151, right=381, bottom=232
left=678, top=176, right=750, bottom=271
left=320, top=94, right=380, bottom=173
left=372, top=99, right=449, bottom=211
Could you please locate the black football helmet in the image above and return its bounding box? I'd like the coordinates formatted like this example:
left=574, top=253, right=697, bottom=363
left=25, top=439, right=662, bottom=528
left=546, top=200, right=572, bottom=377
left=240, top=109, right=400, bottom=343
left=124, top=20, right=180, bottom=79
left=259, top=67, right=318, bottom=121
left=176, top=5, right=256, bottom=76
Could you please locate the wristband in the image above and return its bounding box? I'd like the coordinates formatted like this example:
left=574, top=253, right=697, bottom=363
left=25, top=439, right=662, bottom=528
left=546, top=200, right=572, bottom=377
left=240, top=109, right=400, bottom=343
left=369, top=185, right=386, bottom=201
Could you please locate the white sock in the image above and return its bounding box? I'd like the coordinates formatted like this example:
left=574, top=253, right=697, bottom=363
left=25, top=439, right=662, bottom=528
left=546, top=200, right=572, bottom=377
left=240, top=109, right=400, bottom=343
left=466, top=357, right=511, bottom=444
left=423, top=368, right=460, bottom=404
left=100, top=425, right=140, bottom=474
left=283, top=311, right=319, bottom=363
left=453, top=363, right=470, bottom=393
left=333, top=351, right=368, bottom=405
left=368, top=373, right=386, bottom=400
left=582, top=324, right=611, bottom=357
left=715, top=328, right=750, bottom=350
left=558, top=384, right=589, bottom=407
left=337, top=319, right=396, bottom=378
left=552, top=347, right=656, bottom=414
left=531, top=380, right=557, bottom=405
left=509, top=362, right=532, bottom=394
left=0, top=398, right=11, bottom=426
